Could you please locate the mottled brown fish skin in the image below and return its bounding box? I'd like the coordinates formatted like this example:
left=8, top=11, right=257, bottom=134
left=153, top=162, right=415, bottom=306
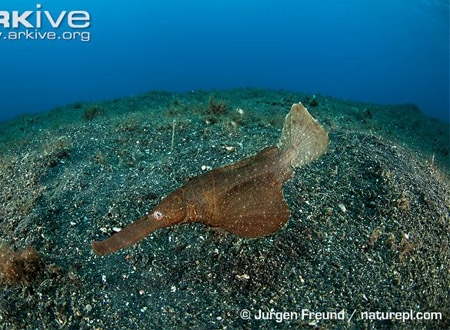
left=91, top=147, right=291, bottom=256
left=91, top=102, right=328, bottom=256
left=91, top=217, right=159, bottom=256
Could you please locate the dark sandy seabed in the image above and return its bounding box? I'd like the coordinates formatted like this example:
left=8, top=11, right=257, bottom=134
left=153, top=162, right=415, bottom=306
left=0, top=88, right=448, bottom=330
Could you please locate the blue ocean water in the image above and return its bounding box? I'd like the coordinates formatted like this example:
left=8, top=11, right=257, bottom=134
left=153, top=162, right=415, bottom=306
left=0, top=0, right=448, bottom=122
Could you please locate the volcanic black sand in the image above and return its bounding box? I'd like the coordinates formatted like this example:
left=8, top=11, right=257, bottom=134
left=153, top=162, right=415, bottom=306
left=0, top=88, right=448, bottom=329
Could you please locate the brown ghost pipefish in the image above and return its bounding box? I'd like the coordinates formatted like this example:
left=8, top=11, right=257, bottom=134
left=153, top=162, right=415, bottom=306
left=92, top=102, right=329, bottom=256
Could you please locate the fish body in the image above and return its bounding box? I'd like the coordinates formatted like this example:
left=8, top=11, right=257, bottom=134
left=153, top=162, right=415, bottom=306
left=175, top=145, right=292, bottom=237
left=92, top=103, right=328, bottom=256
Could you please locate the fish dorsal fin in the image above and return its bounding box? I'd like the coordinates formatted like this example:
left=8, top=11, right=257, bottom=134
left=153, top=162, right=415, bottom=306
left=277, top=103, right=329, bottom=168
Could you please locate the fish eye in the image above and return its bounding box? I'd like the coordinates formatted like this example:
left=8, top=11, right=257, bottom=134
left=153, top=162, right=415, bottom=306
left=152, top=210, right=164, bottom=221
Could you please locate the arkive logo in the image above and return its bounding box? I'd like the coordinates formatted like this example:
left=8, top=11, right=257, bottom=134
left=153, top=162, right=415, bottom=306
left=0, top=3, right=90, bottom=28
left=0, top=4, right=90, bottom=42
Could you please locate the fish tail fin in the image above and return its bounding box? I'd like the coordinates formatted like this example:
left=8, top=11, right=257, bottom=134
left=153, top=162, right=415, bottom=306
left=277, top=102, right=329, bottom=168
